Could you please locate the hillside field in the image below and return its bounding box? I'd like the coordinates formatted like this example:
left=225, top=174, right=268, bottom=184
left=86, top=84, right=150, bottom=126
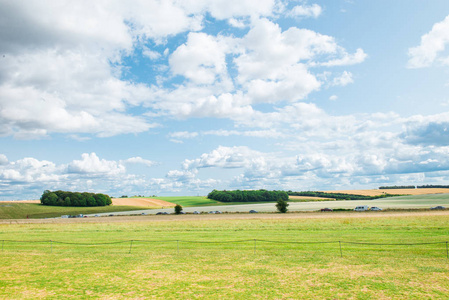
left=151, top=196, right=218, bottom=206
left=0, top=203, right=149, bottom=219
left=0, top=212, right=448, bottom=298
left=111, top=197, right=176, bottom=207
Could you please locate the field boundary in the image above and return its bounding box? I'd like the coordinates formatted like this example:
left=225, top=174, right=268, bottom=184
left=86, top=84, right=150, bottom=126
left=2, top=238, right=448, bottom=258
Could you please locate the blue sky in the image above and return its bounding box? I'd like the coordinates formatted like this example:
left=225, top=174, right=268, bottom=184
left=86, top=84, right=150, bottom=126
left=2, top=0, right=449, bottom=200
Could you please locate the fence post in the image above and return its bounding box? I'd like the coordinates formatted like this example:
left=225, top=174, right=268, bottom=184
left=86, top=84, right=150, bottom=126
left=129, top=240, right=133, bottom=254
left=339, top=241, right=342, bottom=258
left=446, top=241, right=449, bottom=259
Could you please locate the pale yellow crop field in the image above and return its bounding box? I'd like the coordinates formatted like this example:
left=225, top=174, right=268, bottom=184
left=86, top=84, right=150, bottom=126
left=323, top=188, right=449, bottom=196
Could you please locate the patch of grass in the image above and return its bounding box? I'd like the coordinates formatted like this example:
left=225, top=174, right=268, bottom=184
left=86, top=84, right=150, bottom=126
left=0, top=203, right=149, bottom=219
left=288, top=197, right=337, bottom=202
left=153, top=196, right=287, bottom=207
left=152, top=196, right=218, bottom=207
left=0, top=214, right=448, bottom=298
left=152, top=196, right=268, bottom=207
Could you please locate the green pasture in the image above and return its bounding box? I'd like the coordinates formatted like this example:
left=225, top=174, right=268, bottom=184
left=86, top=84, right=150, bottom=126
left=0, top=213, right=448, bottom=298
left=288, top=197, right=336, bottom=202
left=152, top=196, right=267, bottom=207
left=0, top=203, right=148, bottom=219
left=152, top=196, right=218, bottom=206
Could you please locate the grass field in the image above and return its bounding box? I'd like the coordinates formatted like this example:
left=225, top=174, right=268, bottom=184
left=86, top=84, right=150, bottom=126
left=0, top=203, right=149, bottom=219
left=289, top=196, right=336, bottom=202
left=0, top=212, right=448, bottom=299
left=152, top=196, right=218, bottom=207
left=151, top=196, right=270, bottom=207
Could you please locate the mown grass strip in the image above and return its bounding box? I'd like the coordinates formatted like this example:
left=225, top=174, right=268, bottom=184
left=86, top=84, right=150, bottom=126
left=0, top=214, right=448, bottom=298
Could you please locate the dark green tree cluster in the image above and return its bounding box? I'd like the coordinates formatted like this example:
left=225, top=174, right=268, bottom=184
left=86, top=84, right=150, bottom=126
left=417, top=185, right=449, bottom=188
left=40, top=190, right=112, bottom=207
left=207, top=189, right=288, bottom=202
left=287, top=191, right=396, bottom=200
left=379, top=185, right=416, bottom=189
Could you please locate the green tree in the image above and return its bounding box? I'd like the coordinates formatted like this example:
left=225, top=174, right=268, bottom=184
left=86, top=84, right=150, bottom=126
left=174, top=204, right=183, bottom=214
left=86, top=196, right=96, bottom=206
left=275, top=198, right=289, bottom=213
left=63, top=197, right=71, bottom=206
left=47, top=192, right=58, bottom=205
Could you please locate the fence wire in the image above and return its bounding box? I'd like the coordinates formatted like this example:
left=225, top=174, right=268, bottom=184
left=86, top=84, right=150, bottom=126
left=1, top=239, right=448, bottom=258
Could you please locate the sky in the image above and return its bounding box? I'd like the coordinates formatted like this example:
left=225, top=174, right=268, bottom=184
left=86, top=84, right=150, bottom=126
left=2, top=0, right=449, bottom=200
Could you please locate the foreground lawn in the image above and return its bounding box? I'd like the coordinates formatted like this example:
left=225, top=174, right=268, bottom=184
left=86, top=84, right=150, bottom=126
left=0, top=203, right=148, bottom=219
left=0, top=213, right=448, bottom=298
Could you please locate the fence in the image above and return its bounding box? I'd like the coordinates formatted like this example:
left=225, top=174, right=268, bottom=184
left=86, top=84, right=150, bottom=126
left=1, top=239, right=448, bottom=259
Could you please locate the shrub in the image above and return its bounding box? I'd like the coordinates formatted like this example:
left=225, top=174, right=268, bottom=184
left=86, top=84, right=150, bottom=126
left=276, top=198, right=289, bottom=213
left=174, top=204, right=183, bottom=214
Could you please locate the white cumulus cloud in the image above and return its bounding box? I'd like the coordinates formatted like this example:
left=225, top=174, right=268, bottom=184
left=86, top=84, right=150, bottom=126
left=288, top=4, right=322, bottom=18
left=407, top=15, right=449, bottom=68
left=68, top=153, right=125, bottom=175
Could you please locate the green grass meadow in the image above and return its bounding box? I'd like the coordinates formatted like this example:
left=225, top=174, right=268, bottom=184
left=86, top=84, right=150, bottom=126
left=152, top=196, right=269, bottom=207
left=0, top=213, right=448, bottom=299
left=152, top=196, right=218, bottom=207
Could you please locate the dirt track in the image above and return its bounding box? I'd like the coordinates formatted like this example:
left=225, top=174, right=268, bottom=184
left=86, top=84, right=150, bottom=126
left=1, top=210, right=448, bottom=224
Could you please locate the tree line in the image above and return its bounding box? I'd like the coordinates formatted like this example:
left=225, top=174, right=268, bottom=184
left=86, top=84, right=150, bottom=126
left=417, top=185, right=449, bottom=188
left=40, top=190, right=112, bottom=207
left=379, top=185, right=449, bottom=189
left=207, top=190, right=289, bottom=202
left=379, top=185, right=416, bottom=189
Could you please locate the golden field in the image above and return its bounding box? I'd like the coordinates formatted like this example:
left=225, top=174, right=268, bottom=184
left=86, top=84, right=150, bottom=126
left=323, top=188, right=449, bottom=196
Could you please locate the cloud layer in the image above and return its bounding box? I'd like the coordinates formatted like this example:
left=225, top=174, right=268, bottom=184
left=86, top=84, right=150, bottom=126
left=0, top=0, right=366, bottom=139
left=1, top=2, right=449, bottom=199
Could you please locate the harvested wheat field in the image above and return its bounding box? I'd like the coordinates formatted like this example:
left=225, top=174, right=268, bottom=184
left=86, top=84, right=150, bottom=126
left=111, top=197, right=176, bottom=207
left=324, top=188, right=449, bottom=196
left=1, top=200, right=40, bottom=203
